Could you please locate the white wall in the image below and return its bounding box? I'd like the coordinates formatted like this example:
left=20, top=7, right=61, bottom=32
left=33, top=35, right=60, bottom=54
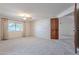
left=59, top=15, right=74, bottom=39
left=32, top=19, right=50, bottom=39
left=24, top=21, right=32, bottom=36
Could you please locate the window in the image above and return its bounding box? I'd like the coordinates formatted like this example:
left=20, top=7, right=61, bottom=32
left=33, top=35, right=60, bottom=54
left=8, top=22, right=23, bottom=32
left=8, top=23, right=15, bottom=32
left=16, top=24, right=23, bottom=31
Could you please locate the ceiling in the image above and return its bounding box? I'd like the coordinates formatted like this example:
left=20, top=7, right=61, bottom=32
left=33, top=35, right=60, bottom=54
left=0, top=3, right=74, bottom=21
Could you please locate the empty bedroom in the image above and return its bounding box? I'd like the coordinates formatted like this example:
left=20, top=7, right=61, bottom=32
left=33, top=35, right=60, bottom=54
left=0, top=3, right=79, bottom=55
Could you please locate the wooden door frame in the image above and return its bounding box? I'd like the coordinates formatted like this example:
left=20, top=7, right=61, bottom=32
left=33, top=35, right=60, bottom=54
left=74, top=3, right=78, bottom=53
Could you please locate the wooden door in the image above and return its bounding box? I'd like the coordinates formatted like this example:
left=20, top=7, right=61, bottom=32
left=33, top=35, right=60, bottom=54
left=51, top=18, right=59, bottom=39
left=74, top=3, right=79, bottom=53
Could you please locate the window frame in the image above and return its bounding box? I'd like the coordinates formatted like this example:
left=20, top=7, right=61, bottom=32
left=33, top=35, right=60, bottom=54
left=8, top=22, right=23, bottom=32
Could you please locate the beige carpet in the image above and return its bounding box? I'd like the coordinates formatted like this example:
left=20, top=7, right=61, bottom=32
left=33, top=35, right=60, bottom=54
left=0, top=37, right=78, bottom=55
